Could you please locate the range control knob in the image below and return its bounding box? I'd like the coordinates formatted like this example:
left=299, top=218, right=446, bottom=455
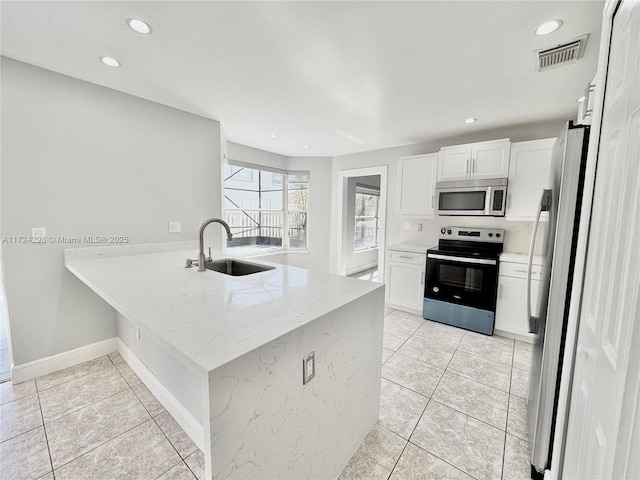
left=447, top=229, right=452, bottom=235
left=433, top=287, right=439, bottom=293
left=496, top=233, right=501, bottom=238
left=488, top=233, right=493, bottom=237
left=440, top=227, right=446, bottom=234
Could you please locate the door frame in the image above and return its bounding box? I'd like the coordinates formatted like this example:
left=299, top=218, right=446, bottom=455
left=336, top=166, right=388, bottom=281
left=549, top=1, right=638, bottom=478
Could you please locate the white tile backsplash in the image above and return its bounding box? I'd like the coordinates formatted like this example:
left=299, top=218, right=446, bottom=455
left=401, top=218, right=546, bottom=255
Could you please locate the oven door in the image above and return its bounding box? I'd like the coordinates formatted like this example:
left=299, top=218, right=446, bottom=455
left=425, top=252, right=498, bottom=311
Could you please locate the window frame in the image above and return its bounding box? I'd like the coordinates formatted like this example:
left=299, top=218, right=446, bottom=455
left=354, top=185, right=380, bottom=252
left=224, top=161, right=309, bottom=256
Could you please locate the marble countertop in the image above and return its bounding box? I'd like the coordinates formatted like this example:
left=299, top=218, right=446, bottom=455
left=386, top=243, right=432, bottom=254
left=65, top=244, right=383, bottom=373
left=500, top=252, right=544, bottom=265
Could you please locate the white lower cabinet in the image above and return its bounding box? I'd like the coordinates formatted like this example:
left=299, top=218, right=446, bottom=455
left=385, top=248, right=426, bottom=314
left=494, top=254, right=544, bottom=342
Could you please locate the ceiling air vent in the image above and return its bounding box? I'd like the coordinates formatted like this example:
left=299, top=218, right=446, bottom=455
left=535, top=34, right=589, bottom=72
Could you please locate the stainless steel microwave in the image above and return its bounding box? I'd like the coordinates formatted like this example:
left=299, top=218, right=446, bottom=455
left=435, top=178, right=507, bottom=216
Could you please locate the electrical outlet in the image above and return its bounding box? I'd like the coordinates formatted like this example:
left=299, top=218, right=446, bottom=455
left=32, top=227, right=46, bottom=237
left=302, top=352, right=315, bottom=384
left=168, top=221, right=181, bottom=233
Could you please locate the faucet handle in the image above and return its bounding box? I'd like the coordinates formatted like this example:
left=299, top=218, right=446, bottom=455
left=185, top=258, right=198, bottom=268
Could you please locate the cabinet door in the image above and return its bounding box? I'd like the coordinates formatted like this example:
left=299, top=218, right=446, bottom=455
left=397, top=154, right=438, bottom=215
left=385, top=262, right=425, bottom=311
left=471, top=139, right=510, bottom=180
left=506, top=138, right=555, bottom=221
left=494, top=276, right=539, bottom=338
left=437, top=146, right=470, bottom=182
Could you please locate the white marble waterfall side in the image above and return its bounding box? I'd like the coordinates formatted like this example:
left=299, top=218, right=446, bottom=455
left=206, top=288, right=384, bottom=479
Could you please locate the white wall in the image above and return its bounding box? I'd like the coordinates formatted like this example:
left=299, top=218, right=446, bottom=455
left=1, top=58, right=223, bottom=366
left=227, top=142, right=288, bottom=171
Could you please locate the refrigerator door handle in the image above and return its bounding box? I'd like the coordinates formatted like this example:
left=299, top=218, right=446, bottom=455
left=527, top=189, right=552, bottom=333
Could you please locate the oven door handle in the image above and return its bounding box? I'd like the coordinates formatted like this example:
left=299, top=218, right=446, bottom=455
left=427, top=253, right=497, bottom=266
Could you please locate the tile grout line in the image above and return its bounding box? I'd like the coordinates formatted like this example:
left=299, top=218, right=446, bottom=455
left=36, top=359, right=116, bottom=394
left=383, top=318, right=434, bottom=480
left=501, top=340, right=516, bottom=480
left=112, top=353, right=197, bottom=479
left=385, top=319, right=461, bottom=480
left=36, top=386, right=56, bottom=480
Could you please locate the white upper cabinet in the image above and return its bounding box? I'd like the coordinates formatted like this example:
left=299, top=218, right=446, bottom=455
left=396, top=153, right=438, bottom=216
left=437, top=148, right=469, bottom=182
left=437, top=139, right=510, bottom=182
left=506, top=138, right=555, bottom=221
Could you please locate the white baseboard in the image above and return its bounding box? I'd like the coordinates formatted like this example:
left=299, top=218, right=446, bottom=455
left=385, top=302, right=423, bottom=316
left=493, top=329, right=534, bottom=344
left=11, top=337, right=119, bottom=384
left=117, top=339, right=204, bottom=451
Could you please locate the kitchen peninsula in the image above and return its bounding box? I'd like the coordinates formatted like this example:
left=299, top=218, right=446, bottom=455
left=65, top=242, right=384, bottom=479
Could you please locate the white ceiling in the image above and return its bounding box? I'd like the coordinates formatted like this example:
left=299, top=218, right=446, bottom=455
left=1, top=1, right=604, bottom=157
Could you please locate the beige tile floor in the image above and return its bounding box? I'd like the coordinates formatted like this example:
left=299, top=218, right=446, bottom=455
left=0, top=309, right=532, bottom=480
left=339, top=309, right=533, bottom=480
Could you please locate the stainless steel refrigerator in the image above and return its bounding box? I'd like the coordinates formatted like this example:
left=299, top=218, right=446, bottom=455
left=526, top=121, right=590, bottom=479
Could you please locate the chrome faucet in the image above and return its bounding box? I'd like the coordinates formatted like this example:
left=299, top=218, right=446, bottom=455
left=185, top=218, right=233, bottom=272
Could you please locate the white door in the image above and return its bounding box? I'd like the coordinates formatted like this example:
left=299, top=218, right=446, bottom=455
left=437, top=146, right=470, bottom=182
left=385, top=262, right=424, bottom=311
left=396, top=154, right=438, bottom=216
left=505, top=139, right=554, bottom=221
left=471, top=139, right=510, bottom=180
left=564, top=1, right=640, bottom=478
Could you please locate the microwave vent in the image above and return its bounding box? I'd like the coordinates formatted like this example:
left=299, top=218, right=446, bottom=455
left=536, top=35, right=589, bottom=72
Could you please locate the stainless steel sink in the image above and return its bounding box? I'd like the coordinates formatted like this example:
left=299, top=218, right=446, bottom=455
left=204, top=259, right=275, bottom=276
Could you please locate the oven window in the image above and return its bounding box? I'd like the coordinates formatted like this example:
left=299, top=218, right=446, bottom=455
left=439, top=264, right=483, bottom=291
left=439, top=191, right=486, bottom=211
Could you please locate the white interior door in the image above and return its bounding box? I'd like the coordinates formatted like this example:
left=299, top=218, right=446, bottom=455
left=563, top=1, right=640, bottom=478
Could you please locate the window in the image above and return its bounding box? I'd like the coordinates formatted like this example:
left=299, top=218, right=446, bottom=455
left=354, top=185, right=380, bottom=251
left=224, top=163, right=309, bottom=255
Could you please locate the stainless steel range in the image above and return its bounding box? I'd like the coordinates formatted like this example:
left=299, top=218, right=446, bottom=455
left=424, top=226, right=504, bottom=335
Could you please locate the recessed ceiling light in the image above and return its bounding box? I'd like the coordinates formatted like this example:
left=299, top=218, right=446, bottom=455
left=99, top=56, right=121, bottom=67
left=464, top=117, right=477, bottom=124
left=268, top=134, right=279, bottom=139
left=535, top=20, right=563, bottom=36
left=303, top=145, right=311, bottom=149
left=127, top=18, right=152, bottom=34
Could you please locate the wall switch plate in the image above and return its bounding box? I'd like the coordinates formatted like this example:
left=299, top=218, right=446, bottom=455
left=168, top=221, right=181, bottom=233
left=303, top=351, right=315, bottom=384
left=417, top=223, right=423, bottom=232
left=32, top=227, right=46, bottom=237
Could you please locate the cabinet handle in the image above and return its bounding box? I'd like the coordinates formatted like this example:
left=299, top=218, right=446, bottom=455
left=498, top=284, right=502, bottom=299
left=398, top=255, right=414, bottom=259
left=431, top=195, right=434, bottom=208
left=514, top=268, right=538, bottom=275
left=472, top=158, right=477, bottom=173
left=466, top=159, right=470, bottom=174
left=507, top=193, right=512, bottom=209
left=421, top=272, right=425, bottom=284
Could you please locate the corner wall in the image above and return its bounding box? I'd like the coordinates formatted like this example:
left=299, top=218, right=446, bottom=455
left=1, top=58, right=223, bottom=366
